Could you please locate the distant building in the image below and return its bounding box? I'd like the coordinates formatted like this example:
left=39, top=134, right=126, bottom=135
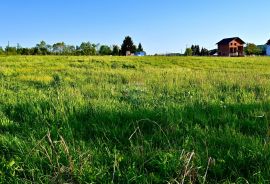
left=126, top=51, right=131, bottom=56
left=134, top=51, right=146, bottom=56
left=217, top=37, right=245, bottom=56
left=266, top=39, right=270, bottom=56
left=126, top=51, right=146, bottom=56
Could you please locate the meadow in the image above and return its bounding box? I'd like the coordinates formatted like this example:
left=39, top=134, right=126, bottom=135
left=0, top=55, right=270, bottom=183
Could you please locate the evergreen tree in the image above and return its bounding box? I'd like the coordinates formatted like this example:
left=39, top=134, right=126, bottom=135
left=137, top=43, right=143, bottom=52
left=201, top=47, right=206, bottom=56
left=121, top=36, right=135, bottom=56
left=195, top=45, right=200, bottom=56
left=201, top=47, right=210, bottom=56
left=190, top=45, right=201, bottom=56
left=132, top=45, right=137, bottom=53
left=191, top=45, right=195, bottom=55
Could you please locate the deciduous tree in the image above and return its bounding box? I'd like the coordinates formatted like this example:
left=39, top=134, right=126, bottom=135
left=184, top=48, right=193, bottom=56
left=80, top=42, right=96, bottom=55
left=99, top=45, right=112, bottom=55
left=0, top=47, right=4, bottom=55
left=245, top=43, right=262, bottom=55
left=112, top=45, right=120, bottom=56
left=53, top=42, right=66, bottom=55
left=36, top=41, right=49, bottom=55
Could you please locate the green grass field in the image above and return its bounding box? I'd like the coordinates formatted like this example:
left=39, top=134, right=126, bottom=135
left=0, top=56, right=270, bottom=183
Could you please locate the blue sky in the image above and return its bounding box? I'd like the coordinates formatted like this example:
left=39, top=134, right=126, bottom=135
left=0, top=0, right=269, bottom=54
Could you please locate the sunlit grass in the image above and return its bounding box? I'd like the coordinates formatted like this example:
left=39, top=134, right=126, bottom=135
left=18, top=75, right=53, bottom=84
left=0, top=56, right=270, bottom=183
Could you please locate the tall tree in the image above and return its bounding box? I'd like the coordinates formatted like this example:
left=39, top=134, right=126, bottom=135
left=191, top=45, right=195, bottom=55
left=132, top=45, right=137, bottom=53
left=137, top=43, right=143, bottom=52
left=190, top=45, right=201, bottom=56
left=200, top=47, right=209, bottom=56
left=121, top=36, right=135, bottom=56
left=195, top=45, right=200, bottom=56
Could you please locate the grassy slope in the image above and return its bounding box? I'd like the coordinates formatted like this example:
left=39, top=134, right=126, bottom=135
left=0, top=56, right=270, bottom=183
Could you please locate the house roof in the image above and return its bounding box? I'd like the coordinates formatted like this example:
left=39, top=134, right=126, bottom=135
left=217, top=37, right=245, bottom=45
left=267, top=39, right=270, bottom=45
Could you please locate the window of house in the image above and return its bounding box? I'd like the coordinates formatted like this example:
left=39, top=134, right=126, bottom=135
left=234, top=43, right=237, bottom=46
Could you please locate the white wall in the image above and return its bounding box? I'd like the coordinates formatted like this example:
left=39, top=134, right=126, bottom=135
left=267, top=45, right=270, bottom=56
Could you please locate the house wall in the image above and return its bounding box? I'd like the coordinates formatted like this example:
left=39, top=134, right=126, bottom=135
left=218, top=40, right=244, bottom=56
left=218, top=44, right=230, bottom=56
left=229, top=40, right=244, bottom=56
left=229, top=40, right=243, bottom=49
left=267, top=45, right=270, bottom=56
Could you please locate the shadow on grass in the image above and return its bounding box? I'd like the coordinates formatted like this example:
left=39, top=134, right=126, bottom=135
left=1, top=101, right=270, bottom=183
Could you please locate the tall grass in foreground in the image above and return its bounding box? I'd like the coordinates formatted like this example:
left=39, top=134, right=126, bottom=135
left=0, top=56, right=270, bottom=183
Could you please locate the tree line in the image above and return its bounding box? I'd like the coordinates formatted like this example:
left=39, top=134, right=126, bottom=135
left=184, top=45, right=210, bottom=56
left=0, top=36, right=144, bottom=56
left=244, top=43, right=266, bottom=56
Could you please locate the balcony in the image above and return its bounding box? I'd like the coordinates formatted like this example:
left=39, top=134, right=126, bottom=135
left=229, top=52, right=239, bottom=57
